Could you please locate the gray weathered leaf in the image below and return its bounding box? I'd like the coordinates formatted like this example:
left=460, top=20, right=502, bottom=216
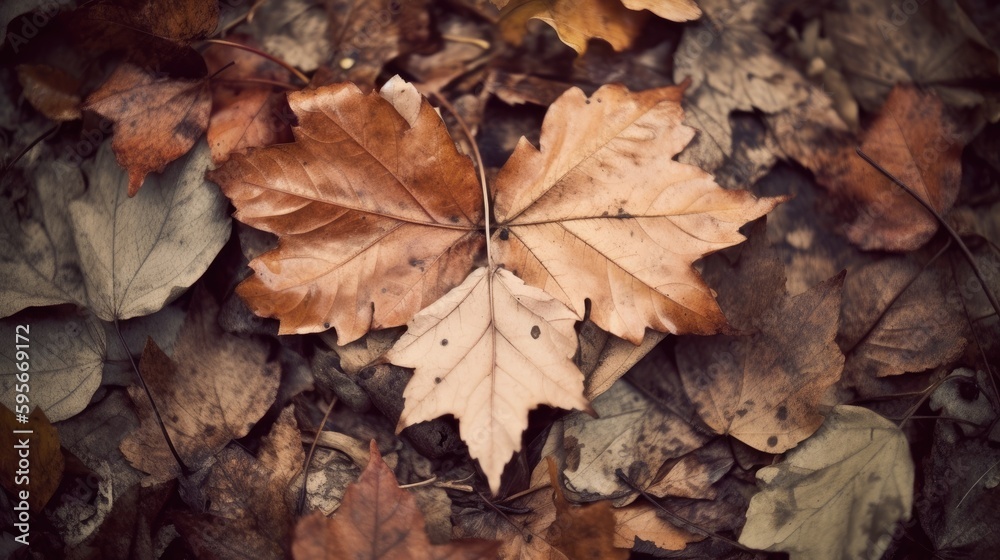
left=0, top=308, right=106, bottom=422
left=70, top=140, right=230, bottom=321
left=739, top=405, right=914, bottom=560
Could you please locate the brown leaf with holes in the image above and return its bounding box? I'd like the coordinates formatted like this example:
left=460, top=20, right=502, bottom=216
left=292, top=440, right=499, bottom=560
left=119, top=290, right=280, bottom=484
left=676, top=223, right=845, bottom=453
left=807, top=85, right=965, bottom=252
left=84, top=63, right=211, bottom=196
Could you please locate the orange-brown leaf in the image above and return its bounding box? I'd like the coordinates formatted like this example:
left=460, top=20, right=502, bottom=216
left=545, top=457, right=630, bottom=559
left=208, top=81, right=485, bottom=343
left=812, top=85, right=964, bottom=251
left=292, top=441, right=499, bottom=560
left=84, top=63, right=211, bottom=196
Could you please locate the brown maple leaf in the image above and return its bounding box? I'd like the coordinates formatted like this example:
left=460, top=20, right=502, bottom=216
left=84, top=63, right=211, bottom=196
left=292, top=440, right=499, bottom=560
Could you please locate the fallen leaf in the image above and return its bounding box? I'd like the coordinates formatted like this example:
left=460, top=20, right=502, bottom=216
left=321, top=0, right=431, bottom=86
left=646, top=439, right=734, bottom=499
left=387, top=266, right=589, bottom=493
left=739, top=405, right=914, bottom=560
left=810, top=85, right=965, bottom=252
left=578, top=324, right=666, bottom=400
left=16, top=64, right=81, bottom=121
left=71, top=139, right=230, bottom=322
left=203, top=37, right=293, bottom=164
left=825, top=0, right=999, bottom=111
left=543, top=457, right=630, bottom=559
left=208, top=80, right=484, bottom=343
left=175, top=407, right=303, bottom=560
left=83, top=63, right=211, bottom=195
left=292, top=440, right=499, bottom=560
left=559, top=380, right=707, bottom=503
left=611, top=502, right=701, bottom=551
left=67, top=480, right=174, bottom=560
left=838, top=256, right=968, bottom=386
left=0, top=309, right=106, bottom=422
left=81, top=0, right=218, bottom=45
left=0, top=405, right=64, bottom=511
left=497, top=0, right=699, bottom=54
left=492, top=82, right=782, bottom=344
left=120, top=290, right=281, bottom=484
left=0, top=158, right=87, bottom=317
left=677, top=221, right=844, bottom=453
left=241, top=0, right=331, bottom=73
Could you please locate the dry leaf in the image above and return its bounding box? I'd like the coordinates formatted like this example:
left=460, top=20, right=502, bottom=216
left=838, top=256, right=968, bottom=390
left=672, top=220, right=845, bottom=452
left=175, top=407, right=303, bottom=560
left=81, top=0, right=218, bottom=45
left=387, top=266, right=589, bottom=493
left=72, top=140, right=230, bottom=322
left=203, top=38, right=293, bottom=164
left=84, top=63, right=211, bottom=196
left=0, top=405, right=64, bottom=512
left=492, top=83, right=783, bottom=344
left=120, top=291, right=280, bottom=484
left=544, top=457, right=630, bottom=560
left=208, top=80, right=484, bottom=343
left=497, top=0, right=699, bottom=54
left=0, top=159, right=87, bottom=317
left=16, top=64, right=81, bottom=121
left=559, top=380, right=708, bottom=503
left=292, top=440, right=499, bottom=560
left=611, top=502, right=701, bottom=550
left=808, top=85, right=964, bottom=252
left=739, top=405, right=914, bottom=560
left=0, top=310, right=106, bottom=422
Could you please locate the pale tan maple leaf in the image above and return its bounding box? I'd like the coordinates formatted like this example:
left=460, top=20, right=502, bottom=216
left=386, top=266, right=589, bottom=493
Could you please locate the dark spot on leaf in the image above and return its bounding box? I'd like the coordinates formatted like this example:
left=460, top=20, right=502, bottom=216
left=434, top=377, right=441, bottom=384
left=776, top=406, right=788, bottom=421
left=204, top=425, right=216, bottom=436
left=381, top=287, right=387, bottom=294
left=441, top=339, right=448, bottom=346
left=735, top=408, right=748, bottom=417
left=530, top=325, right=541, bottom=339
left=450, top=215, right=460, bottom=223
left=409, top=258, right=425, bottom=268
left=170, top=415, right=179, bottom=423
left=323, top=322, right=330, bottom=329
left=585, top=99, right=591, bottom=104
left=498, top=228, right=509, bottom=241
left=767, top=436, right=778, bottom=447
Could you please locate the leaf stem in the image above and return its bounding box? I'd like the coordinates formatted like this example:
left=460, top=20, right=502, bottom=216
left=429, top=91, right=492, bottom=267
left=298, top=394, right=338, bottom=514
left=113, top=318, right=191, bottom=476
left=201, top=39, right=310, bottom=84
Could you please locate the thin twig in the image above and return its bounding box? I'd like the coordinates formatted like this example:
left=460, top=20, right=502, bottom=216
left=201, top=39, right=310, bottom=84
left=1, top=123, right=60, bottom=183
left=298, top=395, right=338, bottom=514
left=113, top=319, right=190, bottom=476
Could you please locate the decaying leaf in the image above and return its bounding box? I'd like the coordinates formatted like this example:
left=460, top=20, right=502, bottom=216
left=120, top=291, right=280, bottom=484
left=209, top=80, right=484, bottom=343
left=72, top=140, right=230, bottom=322
left=0, top=159, right=87, bottom=317
left=84, top=64, right=211, bottom=196
left=492, top=82, right=782, bottom=345
left=292, top=440, right=499, bottom=560
left=0, top=309, right=106, bottom=422
left=809, top=85, right=965, bottom=252
left=739, top=405, right=914, bottom=560
left=559, top=380, right=707, bottom=503
left=838, top=256, right=968, bottom=389
left=496, top=0, right=700, bottom=54
left=0, top=405, right=64, bottom=512
left=175, top=407, right=303, bottom=560
left=543, top=457, right=630, bottom=560
left=611, top=502, right=701, bottom=551
left=81, top=0, right=219, bottom=46
left=388, top=266, right=589, bottom=493
left=669, top=220, right=845, bottom=453
left=16, top=64, right=82, bottom=121
left=203, top=38, right=293, bottom=164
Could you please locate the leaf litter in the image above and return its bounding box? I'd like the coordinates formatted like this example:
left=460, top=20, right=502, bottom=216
left=1, top=0, right=999, bottom=557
